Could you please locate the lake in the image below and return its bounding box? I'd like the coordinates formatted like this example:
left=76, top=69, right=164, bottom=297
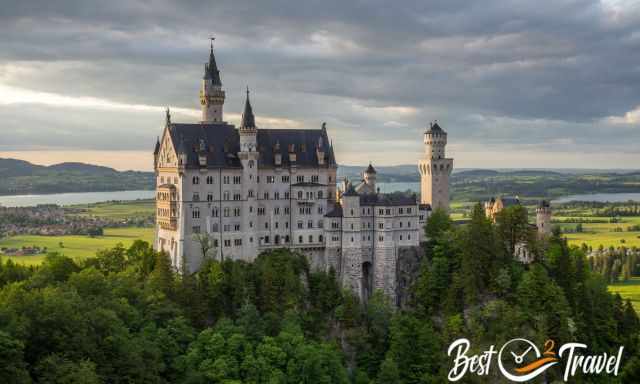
left=0, top=183, right=422, bottom=207
left=552, top=193, right=640, bottom=204
left=3, top=186, right=638, bottom=207
left=0, top=190, right=156, bottom=207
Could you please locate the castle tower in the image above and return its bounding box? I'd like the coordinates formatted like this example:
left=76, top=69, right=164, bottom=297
left=363, top=163, right=377, bottom=191
left=418, top=122, right=454, bottom=212
left=199, top=39, right=226, bottom=123
left=340, top=181, right=363, bottom=297
left=536, top=200, right=552, bottom=236
left=238, top=87, right=259, bottom=259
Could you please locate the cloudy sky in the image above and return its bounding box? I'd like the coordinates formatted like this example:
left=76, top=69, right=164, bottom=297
left=1, top=0, right=639, bottom=171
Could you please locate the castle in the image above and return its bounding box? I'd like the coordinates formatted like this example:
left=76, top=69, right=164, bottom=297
left=153, top=44, right=452, bottom=301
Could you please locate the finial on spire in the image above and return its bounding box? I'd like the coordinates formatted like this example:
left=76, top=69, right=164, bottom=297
left=210, top=36, right=215, bottom=52
left=246, top=85, right=250, bottom=99
left=165, top=107, right=171, bottom=126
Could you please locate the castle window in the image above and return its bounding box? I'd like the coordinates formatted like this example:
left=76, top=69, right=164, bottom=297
left=212, top=208, right=218, bottom=217
left=318, top=220, right=323, bottom=228
left=408, top=234, right=411, bottom=240
left=297, top=175, right=304, bottom=183
left=234, top=239, right=242, bottom=246
left=234, top=193, right=241, bottom=201
left=248, top=160, right=254, bottom=168
left=193, top=193, right=200, bottom=202
left=248, top=190, right=254, bottom=198
left=407, top=221, right=411, bottom=227
left=298, top=221, right=303, bottom=229
left=351, top=209, right=354, bottom=216
left=258, top=207, right=265, bottom=215
left=224, top=240, right=231, bottom=247
left=234, top=208, right=240, bottom=216
left=285, top=235, right=290, bottom=243
left=399, top=208, right=404, bottom=214
left=233, top=176, right=241, bottom=184
left=193, top=226, right=201, bottom=233
left=378, top=223, right=383, bottom=229
left=299, top=236, right=303, bottom=243
left=267, top=176, right=275, bottom=183
left=284, top=207, right=290, bottom=214
left=193, top=176, right=199, bottom=184
left=351, top=237, right=354, bottom=242
left=223, top=176, right=230, bottom=184
left=192, top=208, right=200, bottom=219
left=298, top=191, right=303, bottom=199
left=285, top=222, right=289, bottom=229
left=223, top=191, right=230, bottom=200
left=379, top=236, right=384, bottom=242
left=275, top=192, right=280, bottom=200
left=282, top=175, right=290, bottom=183
left=284, top=192, right=290, bottom=199
left=207, top=193, right=213, bottom=202
left=407, top=208, right=412, bottom=214
left=264, top=192, right=269, bottom=199
left=206, top=176, right=214, bottom=184
left=400, top=235, right=403, bottom=240
left=311, top=175, right=319, bottom=183
left=308, top=221, right=313, bottom=229
left=224, top=208, right=230, bottom=217
left=399, top=222, right=403, bottom=228
left=309, top=235, right=313, bottom=242
left=265, top=222, right=269, bottom=229
left=318, top=191, right=323, bottom=199
left=211, top=223, right=219, bottom=232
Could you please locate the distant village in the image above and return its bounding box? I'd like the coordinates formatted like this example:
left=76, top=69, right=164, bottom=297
left=0, top=204, right=154, bottom=256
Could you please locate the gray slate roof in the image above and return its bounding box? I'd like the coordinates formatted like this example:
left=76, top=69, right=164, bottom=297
left=167, top=123, right=336, bottom=169
left=359, top=193, right=417, bottom=207
left=204, top=47, right=222, bottom=86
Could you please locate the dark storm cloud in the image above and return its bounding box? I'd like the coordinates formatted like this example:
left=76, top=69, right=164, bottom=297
left=1, top=0, right=639, bottom=163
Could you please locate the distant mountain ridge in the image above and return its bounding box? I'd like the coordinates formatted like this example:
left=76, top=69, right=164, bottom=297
left=0, top=158, right=154, bottom=196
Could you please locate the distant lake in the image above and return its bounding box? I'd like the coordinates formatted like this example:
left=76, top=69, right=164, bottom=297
left=4, top=186, right=637, bottom=208
left=0, top=190, right=155, bottom=207
left=552, top=193, right=640, bottom=204
left=0, top=183, right=422, bottom=207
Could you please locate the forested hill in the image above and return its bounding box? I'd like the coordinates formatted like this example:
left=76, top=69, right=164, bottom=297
left=0, top=158, right=154, bottom=195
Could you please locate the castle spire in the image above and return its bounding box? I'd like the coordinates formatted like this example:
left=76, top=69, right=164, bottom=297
left=203, top=37, right=222, bottom=86
left=240, top=86, right=256, bottom=130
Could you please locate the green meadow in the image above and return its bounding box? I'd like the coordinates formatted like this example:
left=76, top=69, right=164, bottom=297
left=609, top=277, right=640, bottom=313
left=0, top=227, right=154, bottom=265
left=555, top=216, right=640, bottom=249
left=68, top=199, right=155, bottom=219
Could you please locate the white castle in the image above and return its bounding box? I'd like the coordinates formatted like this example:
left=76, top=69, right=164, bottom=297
left=153, top=44, right=453, bottom=301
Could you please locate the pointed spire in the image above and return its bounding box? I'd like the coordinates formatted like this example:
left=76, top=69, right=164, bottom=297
left=165, top=107, right=171, bottom=127
left=154, top=136, right=161, bottom=155
left=203, top=37, right=222, bottom=86
left=240, top=86, right=256, bottom=130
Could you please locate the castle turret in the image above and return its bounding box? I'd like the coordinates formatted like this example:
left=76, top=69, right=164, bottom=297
left=418, top=121, right=454, bottom=212
left=199, top=40, right=226, bottom=123
left=237, top=87, right=259, bottom=259
left=364, top=163, right=377, bottom=191
left=340, top=180, right=363, bottom=296
left=536, top=200, right=552, bottom=235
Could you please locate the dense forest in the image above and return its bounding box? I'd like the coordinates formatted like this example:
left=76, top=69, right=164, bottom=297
left=0, top=205, right=639, bottom=382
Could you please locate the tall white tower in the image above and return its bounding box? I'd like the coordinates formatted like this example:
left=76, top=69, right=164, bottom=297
left=199, top=39, right=225, bottom=123
left=418, top=122, right=453, bottom=212
left=238, top=87, right=259, bottom=258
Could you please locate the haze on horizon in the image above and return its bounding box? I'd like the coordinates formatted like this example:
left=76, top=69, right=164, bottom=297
left=1, top=0, right=639, bottom=171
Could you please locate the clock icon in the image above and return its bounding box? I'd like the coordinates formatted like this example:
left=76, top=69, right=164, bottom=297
left=498, top=338, right=559, bottom=382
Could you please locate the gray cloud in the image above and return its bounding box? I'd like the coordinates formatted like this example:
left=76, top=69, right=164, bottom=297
left=1, top=0, right=639, bottom=169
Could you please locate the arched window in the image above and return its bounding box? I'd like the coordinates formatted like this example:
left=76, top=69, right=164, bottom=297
left=299, top=236, right=303, bottom=243
left=193, top=176, right=199, bottom=184
left=298, top=191, right=303, bottom=199
left=192, top=207, right=200, bottom=219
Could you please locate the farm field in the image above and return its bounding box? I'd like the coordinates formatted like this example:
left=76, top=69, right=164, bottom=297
left=555, top=216, right=640, bottom=248
left=68, top=199, right=155, bottom=220
left=609, top=277, right=640, bottom=313
left=0, top=227, right=154, bottom=265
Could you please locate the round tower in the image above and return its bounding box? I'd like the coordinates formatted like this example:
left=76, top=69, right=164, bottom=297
left=536, top=200, right=552, bottom=235
left=363, top=163, right=377, bottom=190
left=199, top=39, right=226, bottom=123
left=418, top=121, right=454, bottom=212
